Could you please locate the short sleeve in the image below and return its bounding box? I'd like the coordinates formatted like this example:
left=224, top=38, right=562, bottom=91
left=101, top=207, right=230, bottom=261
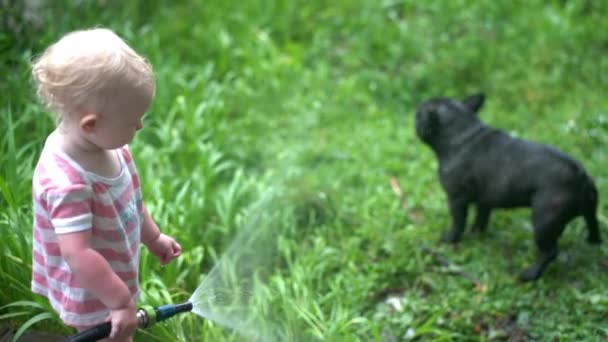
left=45, top=184, right=93, bottom=234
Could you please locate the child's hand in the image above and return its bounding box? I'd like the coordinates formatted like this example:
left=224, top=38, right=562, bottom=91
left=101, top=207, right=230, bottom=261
left=146, top=233, right=182, bottom=265
left=107, top=299, right=138, bottom=339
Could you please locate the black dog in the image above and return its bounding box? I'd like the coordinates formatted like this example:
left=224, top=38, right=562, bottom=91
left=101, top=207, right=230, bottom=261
left=414, top=93, right=601, bottom=281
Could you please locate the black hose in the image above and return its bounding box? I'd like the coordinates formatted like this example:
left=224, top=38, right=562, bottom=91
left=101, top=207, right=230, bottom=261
left=66, top=322, right=111, bottom=342
left=66, top=302, right=193, bottom=342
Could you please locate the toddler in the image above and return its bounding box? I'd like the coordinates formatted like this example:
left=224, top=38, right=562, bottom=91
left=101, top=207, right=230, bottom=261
left=31, top=28, right=181, bottom=342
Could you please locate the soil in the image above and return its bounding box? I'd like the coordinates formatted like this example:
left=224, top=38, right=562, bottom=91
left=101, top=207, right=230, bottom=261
left=1, top=326, right=65, bottom=342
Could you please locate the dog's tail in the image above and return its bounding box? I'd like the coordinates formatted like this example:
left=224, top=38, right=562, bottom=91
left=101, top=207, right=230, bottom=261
left=579, top=169, right=601, bottom=244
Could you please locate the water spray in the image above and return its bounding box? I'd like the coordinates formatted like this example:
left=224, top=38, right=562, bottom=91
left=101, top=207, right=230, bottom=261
left=67, top=191, right=285, bottom=341
left=66, top=302, right=193, bottom=342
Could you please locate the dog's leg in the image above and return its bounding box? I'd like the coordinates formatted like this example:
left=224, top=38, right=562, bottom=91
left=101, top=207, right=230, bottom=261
left=471, top=205, right=491, bottom=233
left=585, top=214, right=601, bottom=244
left=519, top=201, right=567, bottom=281
left=442, top=196, right=468, bottom=243
left=581, top=176, right=601, bottom=244
left=518, top=232, right=558, bottom=282
left=583, top=194, right=601, bottom=244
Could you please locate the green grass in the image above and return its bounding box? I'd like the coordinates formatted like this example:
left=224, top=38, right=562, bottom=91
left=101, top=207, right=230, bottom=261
left=2, top=0, right=608, bottom=341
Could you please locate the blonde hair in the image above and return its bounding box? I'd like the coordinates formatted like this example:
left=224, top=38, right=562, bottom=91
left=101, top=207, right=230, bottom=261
left=32, top=28, right=155, bottom=123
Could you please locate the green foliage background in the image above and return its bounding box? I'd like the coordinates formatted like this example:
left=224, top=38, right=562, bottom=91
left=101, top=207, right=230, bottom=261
left=1, top=0, right=607, bottom=341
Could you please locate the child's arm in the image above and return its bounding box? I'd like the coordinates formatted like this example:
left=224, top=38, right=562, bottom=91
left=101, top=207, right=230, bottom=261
left=57, top=231, right=137, bottom=338
left=140, top=206, right=182, bottom=264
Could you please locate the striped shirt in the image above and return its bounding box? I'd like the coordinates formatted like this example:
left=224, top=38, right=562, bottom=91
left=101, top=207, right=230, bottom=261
left=31, top=141, right=143, bottom=327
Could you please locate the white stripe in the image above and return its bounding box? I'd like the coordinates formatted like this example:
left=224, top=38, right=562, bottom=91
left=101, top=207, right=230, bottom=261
left=91, top=214, right=139, bottom=231
left=33, top=252, right=140, bottom=275
left=33, top=228, right=56, bottom=243
left=32, top=200, right=50, bottom=219
left=54, top=224, right=91, bottom=234
left=39, top=151, right=73, bottom=186
left=46, top=187, right=93, bottom=204
left=90, top=228, right=141, bottom=252
left=34, top=224, right=140, bottom=257
left=34, top=283, right=109, bottom=325
left=100, top=184, right=141, bottom=206
left=32, top=242, right=52, bottom=258
left=36, top=179, right=135, bottom=207
left=61, top=291, right=140, bottom=326
left=53, top=213, right=92, bottom=231
left=33, top=267, right=137, bottom=301
left=60, top=310, right=109, bottom=327
left=32, top=181, right=46, bottom=198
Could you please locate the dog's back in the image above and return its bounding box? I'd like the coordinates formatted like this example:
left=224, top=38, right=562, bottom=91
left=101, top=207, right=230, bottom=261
left=441, top=127, right=595, bottom=210
left=414, top=93, right=601, bottom=280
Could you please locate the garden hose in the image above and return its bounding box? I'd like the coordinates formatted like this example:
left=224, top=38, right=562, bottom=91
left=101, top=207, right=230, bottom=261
left=66, top=302, right=193, bottom=342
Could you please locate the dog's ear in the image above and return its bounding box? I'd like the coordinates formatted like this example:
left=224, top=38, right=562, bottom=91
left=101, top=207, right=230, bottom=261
left=463, top=93, right=485, bottom=113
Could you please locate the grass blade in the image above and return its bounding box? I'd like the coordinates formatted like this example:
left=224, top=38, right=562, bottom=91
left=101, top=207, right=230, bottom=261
left=11, top=312, right=55, bottom=342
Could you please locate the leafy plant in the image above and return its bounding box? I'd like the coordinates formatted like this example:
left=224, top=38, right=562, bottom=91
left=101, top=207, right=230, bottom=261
left=1, top=0, right=607, bottom=340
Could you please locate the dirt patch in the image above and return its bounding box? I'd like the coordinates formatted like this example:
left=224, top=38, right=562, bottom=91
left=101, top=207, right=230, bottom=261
left=1, top=326, right=65, bottom=342
left=473, top=313, right=528, bottom=341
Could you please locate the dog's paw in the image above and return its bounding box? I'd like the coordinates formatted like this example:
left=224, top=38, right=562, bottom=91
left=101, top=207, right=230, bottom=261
left=470, top=224, right=485, bottom=234
left=518, top=267, right=542, bottom=282
left=441, top=230, right=461, bottom=244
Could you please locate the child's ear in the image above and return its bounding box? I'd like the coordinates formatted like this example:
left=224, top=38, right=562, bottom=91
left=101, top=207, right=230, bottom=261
left=80, top=113, right=98, bottom=133
left=463, top=93, right=485, bottom=114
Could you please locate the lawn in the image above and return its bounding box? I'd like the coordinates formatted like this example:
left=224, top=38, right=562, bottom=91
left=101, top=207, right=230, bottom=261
left=1, top=1, right=608, bottom=341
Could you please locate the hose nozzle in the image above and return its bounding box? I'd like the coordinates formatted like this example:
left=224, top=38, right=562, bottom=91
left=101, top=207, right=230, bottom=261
left=67, top=302, right=193, bottom=342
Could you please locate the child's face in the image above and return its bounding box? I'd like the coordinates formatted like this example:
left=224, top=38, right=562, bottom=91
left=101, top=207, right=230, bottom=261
left=86, top=85, right=152, bottom=150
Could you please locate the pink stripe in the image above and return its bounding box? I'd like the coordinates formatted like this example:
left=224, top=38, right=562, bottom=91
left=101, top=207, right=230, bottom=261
left=33, top=229, right=41, bottom=243
left=45, top=183, right=89, bottom=195
left=129, top=240, right=139, bottom=255
left=121, top=147, right=132, bottom=163
left=35, top=163, right=53, bottom=188
left=34, top=271, right=139, bottom=300
left=53, top=154, right=85, bottom=184
left=124, top=219, right=137, bottom=236
left=36, top=165, right=55, bottom=188
left=35, top=242, right=139, bottom=276
left=46, top=264, right=137, bottom=287
left=32, top=271, right=48, bottom=288
left=33, top=195, right=47, bottom=208
left=39, top=241, right=62, bottom=257
left=35, top=161, right=46, bottom=175
left=34, top=247, right=138, bottom=284
left=50, top=282, right=139, bottom=316
left=89, top=186, right=134, bottom=219
left=97, top=248, right=136, bottom=264
left=91, top=227, right=123, bottom=241
left=47, top=265, right=76, bottom=284
left=92, top=226, right=127, bottom=241
left=51, top=201, right=91, bottom=219
left=91, top=201, right=118, bottom=218
left=33, top=250, right=46, bottom=266
left=36, top=242, right=139, bottom=271
left=116, top=271, right=138, bottom=283
left=92, top=182, right=109, bottom=194
left=131, top=174, right=140, bottom=188
left=91, top=221, right=137, bottom=242
left=39, top=176, right=54, bottom=188
left=35, top=214, right=53, bottom=229
left=52, top=287, right=106, bottom=314
left=116, top=185, right=134, bottom=207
